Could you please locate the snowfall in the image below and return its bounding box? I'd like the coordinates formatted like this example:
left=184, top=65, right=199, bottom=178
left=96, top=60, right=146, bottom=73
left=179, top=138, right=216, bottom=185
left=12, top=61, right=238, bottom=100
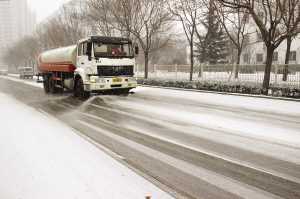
left=1, top=74, right=300, bottom=199
left=0, top=92, right=173, bottom=199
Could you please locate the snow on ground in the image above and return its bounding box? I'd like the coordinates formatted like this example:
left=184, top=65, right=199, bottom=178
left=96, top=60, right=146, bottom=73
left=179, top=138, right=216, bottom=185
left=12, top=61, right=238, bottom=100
left=122, top=87, right=300, bottom=159
left=97, top=98, right=300, bottom=165
left=112, top=98, right=300, bottom=148
left=133, top=87, right=300, bottom=116
left=0, top=74, right=43, bottom=88
left=2, top=74, right=300, bottom=156
left=0, top=92, right=173, bottom=199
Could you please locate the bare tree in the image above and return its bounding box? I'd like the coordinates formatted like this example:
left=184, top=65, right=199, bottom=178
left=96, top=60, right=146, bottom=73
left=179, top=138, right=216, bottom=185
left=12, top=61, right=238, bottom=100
left=219, top=0, right=300, bottom=92
left=124, top=0, right=172, bottom=79
left=87, top=0, right=140, bottom=39
left=37, top=4, right=88, bottom=50
left=142, top=0, right=171, bottom=78
left=150, top=38, right=188, bottom=65
left=4, top=1, right=91, bottom=71
left=87, top=0, right=171, bottom=79
left=168, top=0, right=200, bottom=81
left=214, top=1, right=250, bottom=78
left=281, top=0, right=300, bottom=81
left=3, top=36, right=40, bottom=70
left=110, top=0, right=139, bottom=39
left=87, top=0, right=115, bottom=36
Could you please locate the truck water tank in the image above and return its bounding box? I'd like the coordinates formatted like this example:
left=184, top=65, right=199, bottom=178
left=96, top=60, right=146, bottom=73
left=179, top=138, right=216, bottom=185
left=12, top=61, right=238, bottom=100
left=38, top=45, right=77, bottom=73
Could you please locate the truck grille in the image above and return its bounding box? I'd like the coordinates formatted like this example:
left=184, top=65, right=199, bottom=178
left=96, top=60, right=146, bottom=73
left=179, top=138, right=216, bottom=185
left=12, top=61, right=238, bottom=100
left=111, top=84, right=122, bottom=88
left=97, top=65, right=134, bottom=77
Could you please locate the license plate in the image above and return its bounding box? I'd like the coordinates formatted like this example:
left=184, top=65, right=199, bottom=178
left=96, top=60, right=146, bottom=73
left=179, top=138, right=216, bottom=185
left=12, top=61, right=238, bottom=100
left=113, top=78, right=122, bottom=83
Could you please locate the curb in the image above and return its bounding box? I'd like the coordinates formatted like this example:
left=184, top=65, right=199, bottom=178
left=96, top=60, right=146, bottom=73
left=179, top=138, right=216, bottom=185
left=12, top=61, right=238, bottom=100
left=139, top=84, right=300, bottom=102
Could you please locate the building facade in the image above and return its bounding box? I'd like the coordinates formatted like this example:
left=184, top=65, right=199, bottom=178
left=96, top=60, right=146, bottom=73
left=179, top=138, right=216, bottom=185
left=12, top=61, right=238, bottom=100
left=240, top=13, right=300, bottom=65
left=0, top=0, right=36, bottom=68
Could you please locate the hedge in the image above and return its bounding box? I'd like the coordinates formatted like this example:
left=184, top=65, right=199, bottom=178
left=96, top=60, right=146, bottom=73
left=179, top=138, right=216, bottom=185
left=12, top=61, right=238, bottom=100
left=138, top=79, right=300, bottom=99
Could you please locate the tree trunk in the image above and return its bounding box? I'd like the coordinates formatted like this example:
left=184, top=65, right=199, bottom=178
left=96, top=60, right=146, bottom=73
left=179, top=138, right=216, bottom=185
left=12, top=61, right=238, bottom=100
left=235, top=50, right=241, bottom=79
left=189, top=42, right=194, bottom=81
left=283, top=36, right=292, bottom=81
left=198, top=63, right=203, bottom=78
left=262, top=47, right=274, bottom=93
left=144, top=51, right=149, bottom=79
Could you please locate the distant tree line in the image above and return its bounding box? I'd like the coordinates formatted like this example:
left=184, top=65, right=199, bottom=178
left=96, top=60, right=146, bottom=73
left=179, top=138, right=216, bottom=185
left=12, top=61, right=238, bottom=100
left=3, top=0, right=300, bottom=91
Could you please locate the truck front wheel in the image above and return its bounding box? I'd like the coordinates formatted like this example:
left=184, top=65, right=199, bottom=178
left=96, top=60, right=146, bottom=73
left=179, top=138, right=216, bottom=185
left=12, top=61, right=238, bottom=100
left=74, top=78, right=90, bottom=99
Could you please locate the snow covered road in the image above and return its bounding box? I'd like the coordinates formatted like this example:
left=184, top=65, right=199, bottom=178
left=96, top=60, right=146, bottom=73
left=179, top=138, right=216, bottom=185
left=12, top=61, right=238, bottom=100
left=0, top=75, right=300, bottom=199
left=0, top=92, right=173, bottom=199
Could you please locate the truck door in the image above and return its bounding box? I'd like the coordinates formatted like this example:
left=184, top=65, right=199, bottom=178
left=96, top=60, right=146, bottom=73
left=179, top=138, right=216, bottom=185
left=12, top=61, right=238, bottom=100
left=77, top=42, right=88, bottom=68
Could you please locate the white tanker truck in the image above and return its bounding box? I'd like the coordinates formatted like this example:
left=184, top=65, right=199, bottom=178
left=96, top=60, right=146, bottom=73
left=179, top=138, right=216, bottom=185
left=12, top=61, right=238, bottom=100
left=38, top=36, right=138, bottom=98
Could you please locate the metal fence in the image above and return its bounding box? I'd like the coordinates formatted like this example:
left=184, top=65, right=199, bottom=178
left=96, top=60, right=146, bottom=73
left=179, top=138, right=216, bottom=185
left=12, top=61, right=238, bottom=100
left=135, top=64, right=300, bottom=88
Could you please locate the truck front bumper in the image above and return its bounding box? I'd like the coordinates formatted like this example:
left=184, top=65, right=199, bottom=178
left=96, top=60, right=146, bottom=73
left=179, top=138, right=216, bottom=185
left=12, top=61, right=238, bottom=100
left=84, top=82, right=137, bottom=92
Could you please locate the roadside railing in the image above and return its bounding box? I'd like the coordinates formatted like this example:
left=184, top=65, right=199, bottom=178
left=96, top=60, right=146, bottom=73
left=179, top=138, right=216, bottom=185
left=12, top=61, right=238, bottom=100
left=135, top=64, right=300, bottom=88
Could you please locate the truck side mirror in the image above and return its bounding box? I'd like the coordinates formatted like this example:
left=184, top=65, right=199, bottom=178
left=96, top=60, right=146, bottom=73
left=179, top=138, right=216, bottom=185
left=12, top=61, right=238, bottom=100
left=135, top=46, right=139, bottom=55
left=87, top=42, right=92, bottom=61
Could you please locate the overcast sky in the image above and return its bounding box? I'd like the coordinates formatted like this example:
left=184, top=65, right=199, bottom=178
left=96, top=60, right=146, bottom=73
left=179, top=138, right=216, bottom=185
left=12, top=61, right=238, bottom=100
left=27, top=0, right=70, bottom=22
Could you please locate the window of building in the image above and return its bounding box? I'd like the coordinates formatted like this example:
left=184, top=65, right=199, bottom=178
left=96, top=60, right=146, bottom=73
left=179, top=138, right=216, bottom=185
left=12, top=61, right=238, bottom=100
left=289, top=51, right=296, bottom=61
left=256, top=53, right=263, bottom=63
left=243, top=53, right=249, bottom=64
left=273, top=52, right=278, bottom=62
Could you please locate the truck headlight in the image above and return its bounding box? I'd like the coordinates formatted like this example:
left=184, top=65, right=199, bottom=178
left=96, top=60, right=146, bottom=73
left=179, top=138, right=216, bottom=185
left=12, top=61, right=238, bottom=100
left=89, top=76, right=97, bottom=83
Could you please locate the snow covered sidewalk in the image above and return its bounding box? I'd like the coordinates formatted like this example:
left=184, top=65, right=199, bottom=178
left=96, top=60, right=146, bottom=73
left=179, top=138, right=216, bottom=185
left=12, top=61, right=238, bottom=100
left=0, top=93, right=173, bottom=199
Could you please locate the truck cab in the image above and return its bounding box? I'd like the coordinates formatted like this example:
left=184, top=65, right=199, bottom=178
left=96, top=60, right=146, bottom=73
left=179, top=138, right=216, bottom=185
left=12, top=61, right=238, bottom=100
left=75, top=36, right=138, bottom=95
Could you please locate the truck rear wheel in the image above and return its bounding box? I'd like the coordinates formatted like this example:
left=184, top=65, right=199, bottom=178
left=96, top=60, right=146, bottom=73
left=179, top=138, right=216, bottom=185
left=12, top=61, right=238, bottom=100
left=74, top=78, right=90, bottom=99
left=43, top=75, right=50, bottom=93
left=49, top=77, right=58, bottom=94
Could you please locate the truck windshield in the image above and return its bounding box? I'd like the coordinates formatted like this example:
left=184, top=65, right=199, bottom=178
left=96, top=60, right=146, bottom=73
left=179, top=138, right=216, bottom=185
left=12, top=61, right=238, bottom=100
left=93, top=42, right=133, bottom=58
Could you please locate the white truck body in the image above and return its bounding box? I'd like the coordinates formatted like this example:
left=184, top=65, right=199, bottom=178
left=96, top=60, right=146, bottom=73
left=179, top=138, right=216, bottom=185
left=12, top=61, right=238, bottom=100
left=38, top=36, right=138, bottom=97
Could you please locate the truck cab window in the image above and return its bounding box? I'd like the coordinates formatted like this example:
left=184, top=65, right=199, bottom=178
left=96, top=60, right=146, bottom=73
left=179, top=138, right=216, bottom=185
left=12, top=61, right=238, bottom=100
left=82, top=42, right=88, bottom=55
left=94, top=42, right=133, bottom=58
left=95, top=43, right=108, bottom=54
left=78, top=43, right=83, bottom=56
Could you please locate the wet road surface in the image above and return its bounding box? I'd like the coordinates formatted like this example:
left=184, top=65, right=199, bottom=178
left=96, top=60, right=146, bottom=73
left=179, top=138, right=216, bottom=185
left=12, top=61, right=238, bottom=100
left=0, top=76, right=300, bottom=199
